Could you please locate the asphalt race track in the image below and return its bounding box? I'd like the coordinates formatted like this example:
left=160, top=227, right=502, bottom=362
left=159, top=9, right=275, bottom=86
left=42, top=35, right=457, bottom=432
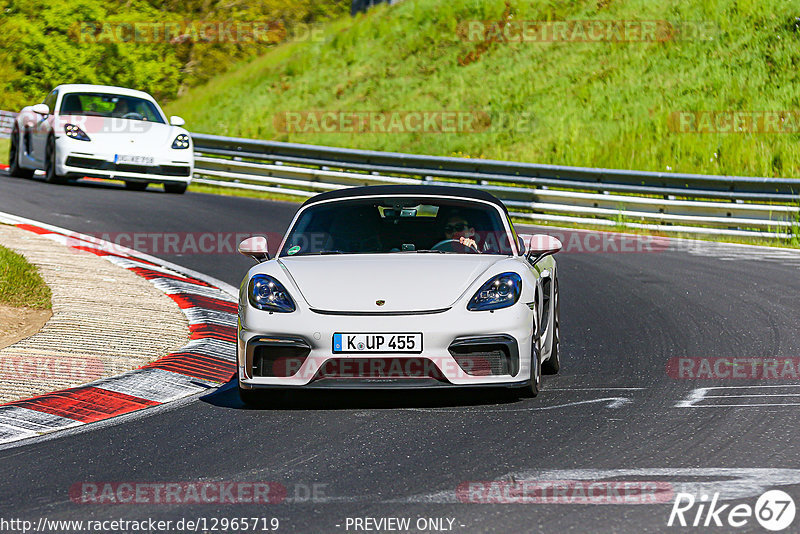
left=2, top=173, right=800, bottom=533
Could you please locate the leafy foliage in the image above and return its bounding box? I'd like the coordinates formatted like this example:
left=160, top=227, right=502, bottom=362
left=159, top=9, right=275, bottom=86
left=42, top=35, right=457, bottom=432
left=0, top=0, right=349, bottom=109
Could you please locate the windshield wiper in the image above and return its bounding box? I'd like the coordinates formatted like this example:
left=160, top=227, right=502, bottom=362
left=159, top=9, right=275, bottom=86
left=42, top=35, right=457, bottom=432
left=410, top=249, right=446, bottom=253
left=319, top=250, right=344, bottom=255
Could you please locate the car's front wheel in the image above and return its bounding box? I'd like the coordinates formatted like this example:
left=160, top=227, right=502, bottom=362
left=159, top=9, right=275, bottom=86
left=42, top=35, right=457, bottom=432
left=8, top=125, right=34, bottom=178
left=164, top=182, right=187, bottom=194
left=238, top=386, right=262, bottom=407
left=238, top=375, right=269, bottom=407
left=522, top=334, right=542, bottom=398
left=542, top=278, right=560, bottom=375
left=44, top=136, right=67, bottom=184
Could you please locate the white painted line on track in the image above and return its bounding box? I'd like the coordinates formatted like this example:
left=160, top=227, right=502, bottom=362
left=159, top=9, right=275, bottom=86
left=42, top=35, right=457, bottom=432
left=546, top=387, right=645, bottom=391
left=676, top=385, right=800, bottom=407
left=393, top=468, right=800, bottom=504
left=403, top=397, right=632, bottom=413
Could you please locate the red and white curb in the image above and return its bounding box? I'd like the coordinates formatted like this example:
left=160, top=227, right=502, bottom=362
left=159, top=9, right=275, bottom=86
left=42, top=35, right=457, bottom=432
left=0, top=212, right=239, bottom=445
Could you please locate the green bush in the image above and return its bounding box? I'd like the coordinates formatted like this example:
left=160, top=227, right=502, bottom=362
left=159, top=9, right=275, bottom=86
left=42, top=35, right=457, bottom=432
left=0, top=0, right=349, bottom=109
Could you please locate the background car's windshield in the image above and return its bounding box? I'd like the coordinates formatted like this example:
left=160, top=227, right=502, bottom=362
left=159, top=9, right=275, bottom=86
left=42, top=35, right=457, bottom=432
left=280, top=197, right=514, bottom=256
left=59, top=93, right=164, bottom=123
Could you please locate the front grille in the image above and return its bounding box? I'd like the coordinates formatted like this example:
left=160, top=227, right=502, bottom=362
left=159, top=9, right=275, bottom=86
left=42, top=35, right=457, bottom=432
left=315, top=358, right=444, bottom=380
left=116, top=163, right=149, bottom=174
left=250, top=343, right=310, bottom=377
left=448, top=335, right=519, bottom=376
left=65, top=156, right=191, bottom=177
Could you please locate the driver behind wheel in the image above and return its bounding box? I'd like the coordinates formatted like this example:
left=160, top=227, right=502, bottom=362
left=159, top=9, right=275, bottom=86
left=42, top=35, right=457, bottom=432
left=443, top=213, right=479, bottom=251
left=114, top=99, right=129, bottom=117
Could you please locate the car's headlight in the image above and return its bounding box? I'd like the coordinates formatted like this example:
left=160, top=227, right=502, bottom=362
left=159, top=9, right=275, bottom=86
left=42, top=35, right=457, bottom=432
left=467, top=272, right=522, bottom=311
left=64, top=124, right=90, bottom=141
left=171, top=134, right=190, bottom=149
left=248, top=274, right=295, bottom=313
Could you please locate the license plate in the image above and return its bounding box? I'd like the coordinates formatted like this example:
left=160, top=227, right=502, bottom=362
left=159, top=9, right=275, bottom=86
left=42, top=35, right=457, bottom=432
left=115, top=154, right=154, bottom=165
left=333, top=333, right=423, bottom=353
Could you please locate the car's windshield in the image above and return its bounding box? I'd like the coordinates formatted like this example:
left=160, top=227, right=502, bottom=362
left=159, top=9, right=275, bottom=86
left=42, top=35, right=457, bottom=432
left=59, top=92, right=165, bottom=123
left=280, top=196, right=515, bottom=257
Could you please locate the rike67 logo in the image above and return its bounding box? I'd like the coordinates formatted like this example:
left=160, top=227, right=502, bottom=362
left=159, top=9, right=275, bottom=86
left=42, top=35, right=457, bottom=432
left=668, top=490, right=796, bottom=531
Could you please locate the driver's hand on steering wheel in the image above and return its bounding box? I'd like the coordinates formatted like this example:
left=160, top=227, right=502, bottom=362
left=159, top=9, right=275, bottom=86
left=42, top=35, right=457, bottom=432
left=459, top=236, right=479, bottom=251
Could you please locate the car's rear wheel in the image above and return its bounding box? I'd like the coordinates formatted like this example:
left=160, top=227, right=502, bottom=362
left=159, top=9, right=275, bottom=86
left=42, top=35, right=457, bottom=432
left=44, top=136, right=67, bottom=184
left=542, top=278, right=560, bottom=375
left=164, top=182, right=187, bottom=194
left=8, top=125, right=34, bottom=178
left=125, top=181, right=148, bottom=191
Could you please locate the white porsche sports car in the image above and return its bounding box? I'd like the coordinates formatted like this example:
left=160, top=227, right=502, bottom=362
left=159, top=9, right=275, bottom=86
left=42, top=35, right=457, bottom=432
left=8, top=84, right=193, bottom=193
left=236, top=185, right=562, bottom=404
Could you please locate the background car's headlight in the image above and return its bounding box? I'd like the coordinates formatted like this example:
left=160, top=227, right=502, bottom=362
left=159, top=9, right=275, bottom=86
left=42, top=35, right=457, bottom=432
left=467, top=272, right=522, bottom=311
left=171, top=134, right=190, bottom=149
left=248, top=274, right=295, bottom=312
left=64, top=124, right=90, bottom=141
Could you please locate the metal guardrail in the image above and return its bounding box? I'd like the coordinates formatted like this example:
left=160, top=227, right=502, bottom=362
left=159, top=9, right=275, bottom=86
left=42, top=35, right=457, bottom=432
left=191, top=133, right=800, bottom=239
left=0, top=107, right=788, bottom=239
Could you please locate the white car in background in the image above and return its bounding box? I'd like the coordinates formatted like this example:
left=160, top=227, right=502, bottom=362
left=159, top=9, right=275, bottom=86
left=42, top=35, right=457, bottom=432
left=8, top=84, right=193, bottom=194
left=235, top=185, right=562, bottom=405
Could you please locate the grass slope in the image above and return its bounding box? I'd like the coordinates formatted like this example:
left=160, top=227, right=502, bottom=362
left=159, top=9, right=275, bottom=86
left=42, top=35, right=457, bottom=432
left=167, top=0, right=800, bottom=178
left=0, top=244, right=52, bottom=309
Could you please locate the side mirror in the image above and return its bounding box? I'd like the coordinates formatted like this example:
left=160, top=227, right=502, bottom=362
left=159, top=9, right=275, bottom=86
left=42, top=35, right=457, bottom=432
left=238, top=236, right=270, bottom=262
left=169, top=115, right=185, bottom=126
left=519, top=233, right=562, bottom=263
left=32, top=104, right=49, bottom=116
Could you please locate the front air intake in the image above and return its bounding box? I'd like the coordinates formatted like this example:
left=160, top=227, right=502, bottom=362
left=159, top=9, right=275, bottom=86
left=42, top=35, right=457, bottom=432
left=246, top=337, right=311, bottom=378
left=448, top=335, right=519, bottom=376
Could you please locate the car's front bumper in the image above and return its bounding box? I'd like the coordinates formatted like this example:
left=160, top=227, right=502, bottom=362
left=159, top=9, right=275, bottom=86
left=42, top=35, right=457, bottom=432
left=237, top=304, right=535, bottom=389
left=55, top=138, right=193, bottom=183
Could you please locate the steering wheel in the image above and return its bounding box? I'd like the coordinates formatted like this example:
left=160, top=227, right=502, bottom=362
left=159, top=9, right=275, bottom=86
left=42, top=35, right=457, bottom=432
left=122, top=112, right=144, bottom=120
left=431, top=239, right=480, bottom=253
